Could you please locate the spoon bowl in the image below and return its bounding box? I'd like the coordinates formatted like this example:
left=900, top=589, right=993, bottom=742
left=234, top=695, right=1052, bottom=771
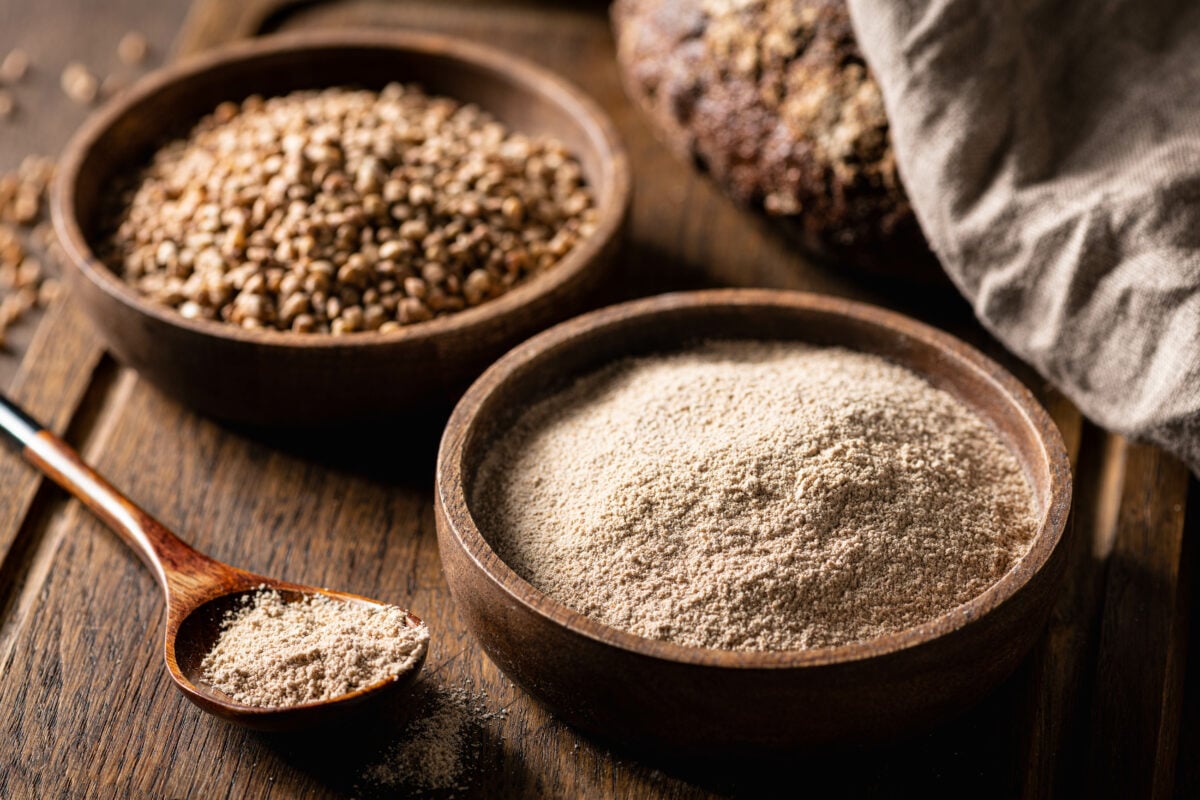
left=0, top=393, right=428, bottom=730
left=168, top=578, right=428, bottom=730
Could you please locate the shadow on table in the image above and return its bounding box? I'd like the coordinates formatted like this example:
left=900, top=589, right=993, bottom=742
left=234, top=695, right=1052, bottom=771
left=566, top=656, right=1036, bottom=799
left=237, top=651, right=1032, bottom=799
left=253, top=668, right=524, bottom=799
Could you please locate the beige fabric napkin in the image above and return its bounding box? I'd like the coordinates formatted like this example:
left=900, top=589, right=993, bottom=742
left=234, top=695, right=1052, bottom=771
left=846, top=0, right=1200, bottom=474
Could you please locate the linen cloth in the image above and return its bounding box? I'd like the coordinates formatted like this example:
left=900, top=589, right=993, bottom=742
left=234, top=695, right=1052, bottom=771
left=845, top=0, right=1200, bottom=474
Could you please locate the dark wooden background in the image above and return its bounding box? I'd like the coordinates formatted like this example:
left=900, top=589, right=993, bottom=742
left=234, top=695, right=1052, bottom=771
left=0, top=1, right=1197, bottom=798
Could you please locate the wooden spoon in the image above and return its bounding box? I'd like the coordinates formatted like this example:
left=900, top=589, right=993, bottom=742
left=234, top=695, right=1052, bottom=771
left=0, top=392, right=426, bottom=730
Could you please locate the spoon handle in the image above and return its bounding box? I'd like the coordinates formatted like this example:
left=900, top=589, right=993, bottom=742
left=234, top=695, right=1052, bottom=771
left=0, top=391, right=207, bottom=596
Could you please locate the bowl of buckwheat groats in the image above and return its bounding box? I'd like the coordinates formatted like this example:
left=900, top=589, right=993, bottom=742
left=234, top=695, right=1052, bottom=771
left=436, top=289, right=1072, bottom=753
left=51, top=31, right=629, bottom=425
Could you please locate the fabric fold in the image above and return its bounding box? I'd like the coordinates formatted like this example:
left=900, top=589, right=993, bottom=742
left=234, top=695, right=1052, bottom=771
left=847, top=0, right=1200, bottom=474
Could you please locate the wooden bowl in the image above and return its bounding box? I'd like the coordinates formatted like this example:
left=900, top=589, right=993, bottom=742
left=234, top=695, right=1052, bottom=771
left=51, top=31, right=630, bottom=425
left=436, top=289, right=1072, bottom=753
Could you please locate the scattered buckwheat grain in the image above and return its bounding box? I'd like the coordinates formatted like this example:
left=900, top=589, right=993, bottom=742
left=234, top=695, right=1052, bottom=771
left=100, top=72, right=130, bottom=99
left=0, top=156, right=63, bottom=349
left=60, top=62, right=98, bottom=105
left=100, top=84, right=597, bottom=333
left=0, top=49, right=29, bottom=83
left=117, top=31, right=150, bottom=66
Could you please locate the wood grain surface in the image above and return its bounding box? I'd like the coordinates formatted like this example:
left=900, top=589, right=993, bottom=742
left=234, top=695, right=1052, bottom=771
left=0, top=1, right=1196, bottom=798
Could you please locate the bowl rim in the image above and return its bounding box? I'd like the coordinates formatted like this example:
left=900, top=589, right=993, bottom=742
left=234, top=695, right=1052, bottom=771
left=436, top=288, right=1074, bottom=670
left=50, top=29, right=630, bottom=350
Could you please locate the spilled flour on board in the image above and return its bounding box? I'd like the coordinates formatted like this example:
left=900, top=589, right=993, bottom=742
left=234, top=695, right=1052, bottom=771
left=355, top=678, right=508, bottom=798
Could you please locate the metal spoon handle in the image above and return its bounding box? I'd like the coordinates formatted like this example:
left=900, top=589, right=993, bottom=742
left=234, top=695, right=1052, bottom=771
left=0, top=390, right=208, bottom=597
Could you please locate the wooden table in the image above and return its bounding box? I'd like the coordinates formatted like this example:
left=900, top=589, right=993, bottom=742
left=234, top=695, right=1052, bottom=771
left=1, top=1, right=1197, bottom=797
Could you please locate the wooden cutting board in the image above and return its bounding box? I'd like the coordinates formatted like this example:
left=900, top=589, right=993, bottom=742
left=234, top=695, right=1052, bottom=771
left=0, top=1, right=1196, bottom=797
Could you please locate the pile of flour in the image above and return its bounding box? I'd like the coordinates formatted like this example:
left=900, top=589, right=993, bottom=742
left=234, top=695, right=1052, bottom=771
left=474, top=341, right=1037, bottom=651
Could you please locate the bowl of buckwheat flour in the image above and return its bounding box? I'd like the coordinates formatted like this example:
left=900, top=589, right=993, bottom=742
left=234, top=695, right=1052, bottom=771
left=436, top=289, right=1072, bottom=752
left=51, top=32, right=629, bottom=425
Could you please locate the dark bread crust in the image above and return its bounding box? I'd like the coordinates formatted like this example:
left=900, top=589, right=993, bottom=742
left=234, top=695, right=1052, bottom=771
left=612, top=0, right=937, bottom=277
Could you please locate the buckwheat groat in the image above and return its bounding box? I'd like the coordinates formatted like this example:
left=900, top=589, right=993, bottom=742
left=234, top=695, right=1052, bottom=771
left=101, top=84, right=597, bottom=333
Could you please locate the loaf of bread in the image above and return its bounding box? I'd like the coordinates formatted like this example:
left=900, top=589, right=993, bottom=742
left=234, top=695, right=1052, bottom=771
left=612, top=0, right=937, bottom=277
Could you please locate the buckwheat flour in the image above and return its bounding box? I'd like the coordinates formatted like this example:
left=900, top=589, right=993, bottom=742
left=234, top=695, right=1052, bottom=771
left=358, top=679, right=507, bottom=798
left=474, top=341, right=1038, bottom=651
left=200, top=589, right=429, bottom=707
